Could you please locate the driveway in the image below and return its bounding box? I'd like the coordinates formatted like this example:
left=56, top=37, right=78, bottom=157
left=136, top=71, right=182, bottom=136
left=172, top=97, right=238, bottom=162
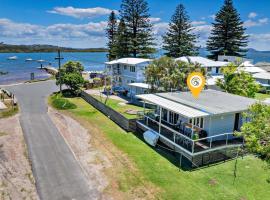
left=4, top=81, right=96, bottom=200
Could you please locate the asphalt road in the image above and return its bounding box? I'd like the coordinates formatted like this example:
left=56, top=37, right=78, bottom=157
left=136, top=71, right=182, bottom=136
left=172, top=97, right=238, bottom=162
left=4, top=81, right=96, bottom=200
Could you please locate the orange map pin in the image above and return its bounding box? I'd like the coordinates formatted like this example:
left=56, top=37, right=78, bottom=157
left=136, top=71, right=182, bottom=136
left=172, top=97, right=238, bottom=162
left=187, top=72, right=206, bottom=99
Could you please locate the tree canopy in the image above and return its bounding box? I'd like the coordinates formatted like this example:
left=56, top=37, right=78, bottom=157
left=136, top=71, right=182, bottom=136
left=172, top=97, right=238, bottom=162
left=207, top=0, right=248, bottom=60
left=56, top=61, right=85, bottom=94
left=145, top=56, right=205, bottom=92
left=237, top=103, right=270, bottom=164
left=216, top=64, right=260, bottom=98
left=120, top=0, right=155, bottom=58
left=163, top=4, right=198, bottom=58
left=106, top=11, right=118, bottom=61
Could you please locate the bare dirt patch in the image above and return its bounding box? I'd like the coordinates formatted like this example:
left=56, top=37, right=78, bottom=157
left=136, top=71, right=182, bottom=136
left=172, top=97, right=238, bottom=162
left=0, top=115, right=39, bottom=200
left=48, top=108, right=159, bottom=200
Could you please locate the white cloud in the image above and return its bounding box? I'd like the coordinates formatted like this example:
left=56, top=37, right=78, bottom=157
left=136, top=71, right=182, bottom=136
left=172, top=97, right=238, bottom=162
left=248, top=12, right=257, bottom=19
left=149, top=17, right=161, bottom=23
left=0, top=18, right=107, bottom=48
left=244, top=17, right=268, bottom=27
left=48, top=6, right=118, bottom=19
left=209, top=14, right=216, bottom=20
left=191, top=21, right=207, bottom=26
left=248, top=33, right=270, bottom=50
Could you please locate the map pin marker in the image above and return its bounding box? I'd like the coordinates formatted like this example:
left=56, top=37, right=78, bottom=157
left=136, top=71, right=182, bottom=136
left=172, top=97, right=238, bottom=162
left=187, top=72, right=206, bottom=99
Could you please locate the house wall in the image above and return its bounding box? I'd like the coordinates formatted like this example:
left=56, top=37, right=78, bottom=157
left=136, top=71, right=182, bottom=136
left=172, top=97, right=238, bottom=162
left=256, top=78, right=270, bottom=85
left=203, top=113, right=237, bottom=140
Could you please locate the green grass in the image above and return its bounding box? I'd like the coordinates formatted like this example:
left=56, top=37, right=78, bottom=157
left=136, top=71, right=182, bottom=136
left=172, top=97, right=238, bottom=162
left=91, top=95, right=144, bottom=119
left=50, top=95, right=270, bottom=200
left=49, top=93, right=77, bottom=110
left=255, top=93, right=270, bottom=100
left=0, top=105, right=18, bottom=118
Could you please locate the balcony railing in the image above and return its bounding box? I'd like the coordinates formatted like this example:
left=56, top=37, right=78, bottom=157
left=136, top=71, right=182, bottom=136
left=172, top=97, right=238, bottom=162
left=137, top=114, right=244, bottom=155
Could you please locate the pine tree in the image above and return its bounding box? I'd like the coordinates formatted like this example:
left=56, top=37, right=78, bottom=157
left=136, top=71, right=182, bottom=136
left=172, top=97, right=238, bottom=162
left=115, top=19, right=130, bottom=58
left=120, top=0, right=155, bottom=58
left=163, top=4, right=198, bottom=58
left=207, top=0, right=248, bottom=60
left=106, top=11, right=118, bottom=61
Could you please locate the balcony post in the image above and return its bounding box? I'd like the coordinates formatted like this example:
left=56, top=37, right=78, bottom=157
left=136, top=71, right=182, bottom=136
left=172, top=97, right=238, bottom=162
left=191, top=118, right=194, bottom=138
left=210, top=137, right=212, bottom=149
left=226, top=133, right=229, bottom=146
left=192, top=140, right=195, bottom=154
left=159, top=108, right=162, bottom=134
left=143, top=100, right=145, bottom=114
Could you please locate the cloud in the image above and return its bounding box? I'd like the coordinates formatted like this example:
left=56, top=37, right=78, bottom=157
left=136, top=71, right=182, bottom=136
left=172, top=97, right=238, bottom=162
left=149, top=17, right=161, bottom=23
left=244, top=17, right=268, bottom=27
left=248, top=33, right=270, bottom=50
left=191, top=21, right=207, bottom=26
left=248, top=12, right=257, bottom=19
left=209, top=14, right=216, bottom=20
left=48, top=6, right=118, bottom=19
left=0, top=18, right=107, bottom=48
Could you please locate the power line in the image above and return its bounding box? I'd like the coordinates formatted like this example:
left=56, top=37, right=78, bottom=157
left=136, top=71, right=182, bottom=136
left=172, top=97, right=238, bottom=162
left=55, top=49, right=64, bottom=92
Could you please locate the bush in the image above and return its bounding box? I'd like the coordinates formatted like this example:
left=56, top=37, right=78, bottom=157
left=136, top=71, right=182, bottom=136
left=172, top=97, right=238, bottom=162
left=50, top=94, right=77, bottom=110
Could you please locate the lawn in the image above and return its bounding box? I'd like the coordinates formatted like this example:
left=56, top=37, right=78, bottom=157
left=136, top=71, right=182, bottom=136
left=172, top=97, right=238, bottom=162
left=91, top=94, right=144, bottom=119
left=255, top=93, right=270, bottom=100
left=49, top=94, right=270, bottom=200
left=0, top=102, right=18, bottom=118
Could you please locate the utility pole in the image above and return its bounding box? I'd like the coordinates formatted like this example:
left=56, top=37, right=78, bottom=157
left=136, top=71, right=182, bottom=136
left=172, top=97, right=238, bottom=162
left=55, top=49, right=64, bottom=92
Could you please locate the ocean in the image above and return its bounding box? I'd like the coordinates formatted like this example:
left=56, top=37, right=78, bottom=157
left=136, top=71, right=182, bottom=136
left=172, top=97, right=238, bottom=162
left=1, top=50, right=270, bottom=85
left=0, top=52, right=107, bottom=85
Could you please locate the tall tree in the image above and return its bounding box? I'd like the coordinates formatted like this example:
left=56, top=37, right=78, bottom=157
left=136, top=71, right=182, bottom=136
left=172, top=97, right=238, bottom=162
left=207, top=0, right=248, bottom=60
left=120, top=0, right=155, bottom=58
left=163, top=4, right=198, bottom=58
left=114, top=19, right=130, bottom=58
left=106, top=11, right=118, bottom=61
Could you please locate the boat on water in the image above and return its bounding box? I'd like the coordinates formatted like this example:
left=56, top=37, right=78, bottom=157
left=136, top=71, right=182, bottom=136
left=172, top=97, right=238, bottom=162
left=36, top=59, right=46, bottom=63
left=7, top=56, right=18, bottom=60
left=25, top=58, right=34, bottom=61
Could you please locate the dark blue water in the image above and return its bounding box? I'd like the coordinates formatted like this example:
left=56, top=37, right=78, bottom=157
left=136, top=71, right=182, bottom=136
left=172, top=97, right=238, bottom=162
left=0, top=52, right=107, bottom=84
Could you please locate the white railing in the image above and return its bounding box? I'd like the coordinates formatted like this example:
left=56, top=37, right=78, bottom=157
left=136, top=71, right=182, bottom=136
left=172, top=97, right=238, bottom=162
left=138, top=115, right=244, bottom=154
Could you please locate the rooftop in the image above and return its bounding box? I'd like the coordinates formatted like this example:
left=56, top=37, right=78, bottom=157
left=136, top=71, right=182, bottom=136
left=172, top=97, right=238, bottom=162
left=138, top=90, right=257, bottom=116
left=175, top=56, right=229, bottom=67
left=105, top=58, right=152, bottom=65
left=253, top=72, right=270, bottom=80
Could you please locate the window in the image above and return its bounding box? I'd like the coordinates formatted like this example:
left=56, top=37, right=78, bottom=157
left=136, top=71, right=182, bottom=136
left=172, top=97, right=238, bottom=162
left=131, top=80, right=135, bottom=83
left=130, top=66, right=136, bottom=72
left=234, top=113, right=240, bottom=131
left=207, top=67, right=212, bottom=72
left=216, top=67, right=220, bottom=74
left=124, top=65, right=127, bottom=70
left=189, top=117, right=204, bottom=129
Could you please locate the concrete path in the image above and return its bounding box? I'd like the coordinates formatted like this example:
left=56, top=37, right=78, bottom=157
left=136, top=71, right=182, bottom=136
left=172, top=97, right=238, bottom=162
left=4, top=81, right=96, bottom=200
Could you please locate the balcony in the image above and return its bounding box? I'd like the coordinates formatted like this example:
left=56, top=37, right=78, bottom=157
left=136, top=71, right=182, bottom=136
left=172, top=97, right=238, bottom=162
left=137, top=112, right=244, bottom=155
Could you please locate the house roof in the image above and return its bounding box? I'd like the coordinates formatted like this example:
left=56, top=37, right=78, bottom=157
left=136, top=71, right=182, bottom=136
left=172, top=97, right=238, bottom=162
left=239, top=61, right=254, bottom=67
left=155, top=90, right=257, bottom=115
left=255, top=62, right=270, bottom=72
left=175, top=56, right=229, bottom=67
left=206, top=75, right=224, bottom=86
left=128, top=83, right=150, bottom=89
left=238, top=66, right=266, bottom=74
left=105, top=58, right=152, bottom=65
left=253, top=72, right=270, bottom=80
left=136, top=94, right=209, bottom=118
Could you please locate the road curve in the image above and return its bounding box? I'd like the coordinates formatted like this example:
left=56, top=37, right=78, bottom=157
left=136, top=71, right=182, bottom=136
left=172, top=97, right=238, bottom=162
left=4, top=81, right=96, bottom=200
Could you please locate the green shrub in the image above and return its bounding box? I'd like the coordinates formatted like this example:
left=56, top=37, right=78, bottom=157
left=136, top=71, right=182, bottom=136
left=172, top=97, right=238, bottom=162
left=50, top=94, right=77, bottom=110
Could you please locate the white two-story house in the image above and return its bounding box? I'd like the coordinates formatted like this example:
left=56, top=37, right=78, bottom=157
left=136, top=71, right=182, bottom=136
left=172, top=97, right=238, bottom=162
left=105, top=58, right=152, bottom=95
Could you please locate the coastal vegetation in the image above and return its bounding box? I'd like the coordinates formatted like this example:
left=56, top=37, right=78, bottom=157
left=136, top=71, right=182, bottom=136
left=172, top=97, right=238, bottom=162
left=237, top=103, right=270, bottom=165
left=207, top=0, right=248, bottom=60
left=106, top=0, right=155, bottom=59
left=56, top=61, right=85, bottom=95
left=48, top=95, right=270, bottom=200
left=163, top=4, right=198, bottom=57
left=145, top=56, right=206, bottom=92
left=216, top=64, right=260, bottom=98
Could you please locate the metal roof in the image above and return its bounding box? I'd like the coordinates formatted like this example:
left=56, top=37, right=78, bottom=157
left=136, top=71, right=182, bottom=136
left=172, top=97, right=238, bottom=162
left=136, top=94, right=209, bottom=118
left=175, top=56, right=229, bottom=67
left=253, top=72, right=270, bottom=80
left=128, top=83, right=150, bottom=89
left=157, top=90, right=257, bottom=115
left=105, top=58, right=152, bottom=65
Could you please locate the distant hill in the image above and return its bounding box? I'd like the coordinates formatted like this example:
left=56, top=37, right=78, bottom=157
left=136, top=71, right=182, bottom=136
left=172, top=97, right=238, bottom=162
left=0, top=43, right=108, bottom=53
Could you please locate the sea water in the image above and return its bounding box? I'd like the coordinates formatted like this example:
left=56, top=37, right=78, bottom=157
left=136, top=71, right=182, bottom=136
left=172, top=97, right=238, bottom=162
left=0, top=52, right=107, bottom=84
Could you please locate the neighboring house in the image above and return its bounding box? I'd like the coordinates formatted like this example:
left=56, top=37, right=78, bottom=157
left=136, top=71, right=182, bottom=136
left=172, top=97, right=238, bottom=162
left=136, top=89, right=257, bottom=167
left=105, top=58, right=152, bottom=95
left=218, top=55, right=253, bottom=64
left=175, top=56, right=229, bottom=75
left=238, top=66, right=266, bottom=74
left=255, top=62, right=270, bottom=72
left=253, top=72, right=270, bottom=89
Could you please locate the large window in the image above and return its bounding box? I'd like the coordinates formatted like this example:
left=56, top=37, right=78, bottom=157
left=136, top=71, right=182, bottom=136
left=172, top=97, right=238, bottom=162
left=130, top=66, right=136, bottom=72
left=190, top=117, right=204, bottom=129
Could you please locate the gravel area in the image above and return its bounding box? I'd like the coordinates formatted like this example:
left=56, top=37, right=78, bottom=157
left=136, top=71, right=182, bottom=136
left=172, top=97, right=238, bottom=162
left=0, top=115, right=39, bottom=200
left=48, top=108, right=113, bottom=200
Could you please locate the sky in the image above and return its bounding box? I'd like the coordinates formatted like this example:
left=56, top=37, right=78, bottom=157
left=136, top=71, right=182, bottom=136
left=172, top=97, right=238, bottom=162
left=0, top=0, right=270, bottom=50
